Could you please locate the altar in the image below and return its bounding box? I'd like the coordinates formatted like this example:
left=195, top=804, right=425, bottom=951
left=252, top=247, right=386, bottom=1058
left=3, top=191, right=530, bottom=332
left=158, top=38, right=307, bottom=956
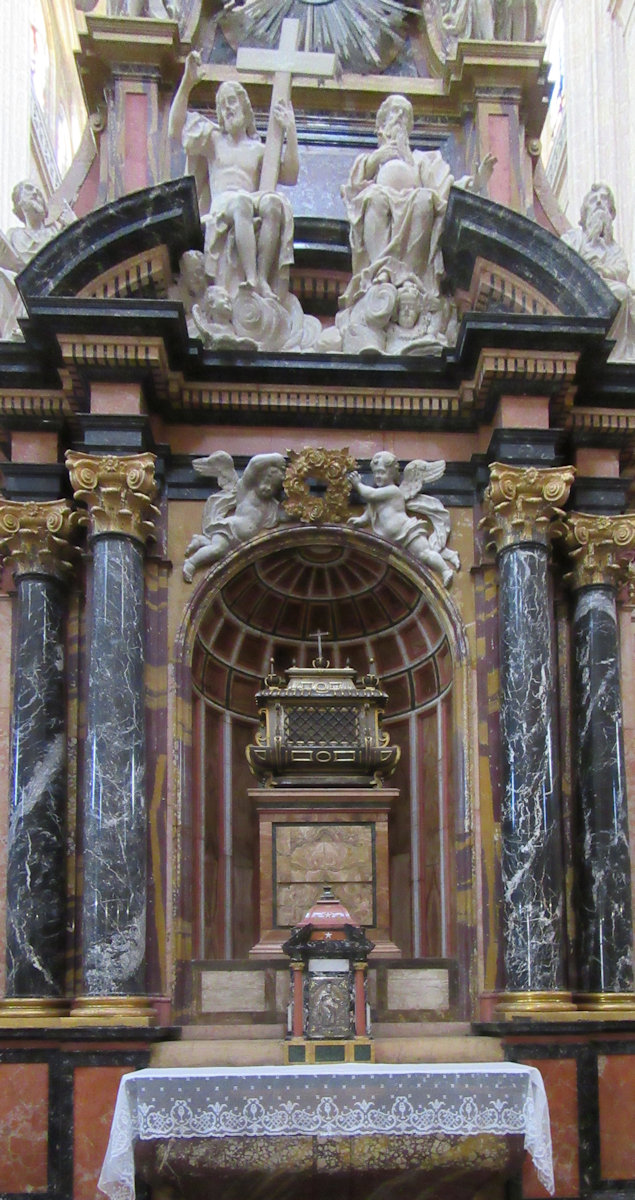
left=98, top=1062, right=554, bottom=1200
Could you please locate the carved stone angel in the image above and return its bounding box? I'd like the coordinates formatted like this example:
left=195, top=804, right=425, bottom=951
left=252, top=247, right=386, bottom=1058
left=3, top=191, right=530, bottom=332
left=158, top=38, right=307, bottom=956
left=348, top=452, right=460, bottom=586
left=183, top=450, right=287, bottom=581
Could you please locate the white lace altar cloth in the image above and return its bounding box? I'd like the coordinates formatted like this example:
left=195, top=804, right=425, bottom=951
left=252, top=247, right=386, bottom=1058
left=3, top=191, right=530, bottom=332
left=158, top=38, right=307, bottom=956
left=98, top=1061, right=554, bottom=1199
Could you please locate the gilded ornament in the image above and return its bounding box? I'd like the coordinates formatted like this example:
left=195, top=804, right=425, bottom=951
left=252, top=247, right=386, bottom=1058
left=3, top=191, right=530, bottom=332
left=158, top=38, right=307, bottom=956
left=66, top=452, right=159, bottom=544
left=0, top=500, right=85, bottom=582
left=481, top=463, right=575, bottom=552
left=283, top=447, right=355, bottom=524
left=557, top=512, right=635, bottom=591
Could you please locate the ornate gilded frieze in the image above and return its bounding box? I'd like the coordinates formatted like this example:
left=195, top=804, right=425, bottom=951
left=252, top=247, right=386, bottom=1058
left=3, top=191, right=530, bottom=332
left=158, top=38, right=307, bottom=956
left=481, top=463, right=575, bottom=552
left=558, top=512, right=635, bottom=591
left=283, top=447, right=355, bottom=524
left=0, top=500, right=85, bottom=582
left=66, top=452, right=159, bottom=544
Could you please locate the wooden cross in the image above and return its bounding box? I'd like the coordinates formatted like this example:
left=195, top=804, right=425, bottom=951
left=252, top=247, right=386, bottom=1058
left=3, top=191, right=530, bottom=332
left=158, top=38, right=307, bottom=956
left=309, top=629, right=330, bottom=662
left=236, top=18, right=336, bottom=192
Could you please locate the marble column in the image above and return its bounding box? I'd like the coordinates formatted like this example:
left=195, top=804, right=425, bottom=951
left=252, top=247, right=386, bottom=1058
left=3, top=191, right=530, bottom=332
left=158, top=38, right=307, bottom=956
left=482, top=464, right=575, bottom=1012
left=66, top=452, right=158, bottom=1022
left=0, top=501, right=82, bottom=1019
left=561, top=513, right=635, bottom=1009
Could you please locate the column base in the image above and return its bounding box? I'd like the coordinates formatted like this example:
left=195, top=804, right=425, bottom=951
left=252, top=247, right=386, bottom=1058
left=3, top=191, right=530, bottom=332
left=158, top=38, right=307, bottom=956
left=495, top=990, right=576, bottom=1016
left=0, top=996, right=70, bottom=1025
left=69, top=995, right=157, bottom=1026
left=575, top=992, right=635, bottom=1015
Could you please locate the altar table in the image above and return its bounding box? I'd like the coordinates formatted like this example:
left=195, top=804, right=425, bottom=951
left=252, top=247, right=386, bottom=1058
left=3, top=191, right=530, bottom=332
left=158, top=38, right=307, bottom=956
left=98, top=1061, right=554, bottom=1200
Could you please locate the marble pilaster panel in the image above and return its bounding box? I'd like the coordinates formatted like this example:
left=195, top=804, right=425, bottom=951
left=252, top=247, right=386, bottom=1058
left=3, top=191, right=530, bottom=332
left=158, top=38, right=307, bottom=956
left=0, top=501, right=82, bottom=1005
left=561, top=513, right=635, bottom=1002
left=482, top=464, right=575, bottom=1006
left=67, top=453, right=158, bottom=1005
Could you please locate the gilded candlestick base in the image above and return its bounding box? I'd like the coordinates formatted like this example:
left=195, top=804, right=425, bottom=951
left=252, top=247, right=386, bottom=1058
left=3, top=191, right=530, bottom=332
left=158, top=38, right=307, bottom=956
left=575, top=992, right=635, bottom=1015
left=496, top=991, right=576, bottom=1016
left=70, top=995, right=157, bottom=1025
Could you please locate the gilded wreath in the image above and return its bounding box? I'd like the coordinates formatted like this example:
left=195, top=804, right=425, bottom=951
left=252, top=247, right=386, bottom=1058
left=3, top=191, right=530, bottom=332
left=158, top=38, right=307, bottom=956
left=283, top=447, right=356, bottom=524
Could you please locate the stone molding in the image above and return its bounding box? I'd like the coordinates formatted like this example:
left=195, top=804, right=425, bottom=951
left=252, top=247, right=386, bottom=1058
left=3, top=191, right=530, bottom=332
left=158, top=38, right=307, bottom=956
left=481, top=463, right=575, bottom=552
left=0, top=499, right=85, bottom=582
left=558, top=512, right=635, bottom=591
left=66, top=451, right=159, bottom=544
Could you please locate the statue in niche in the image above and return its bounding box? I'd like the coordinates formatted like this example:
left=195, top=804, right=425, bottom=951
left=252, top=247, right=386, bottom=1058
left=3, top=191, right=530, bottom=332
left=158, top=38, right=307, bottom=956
left=169, top=53, right=320, bottom=352
left=183, top=451, right=287, bottom=582
left=0, top=181, right=75, bottom=340
left=75, top=0, right=178, bottom=17
left=441, top=0, right=494, bottom=38
left=348, top=453, right=460, bottom=586
left=331, top=94, right=493, bottom=356
left=425, top=0, right=540, bottom=55
left=562, top=183, right=635, bottom=363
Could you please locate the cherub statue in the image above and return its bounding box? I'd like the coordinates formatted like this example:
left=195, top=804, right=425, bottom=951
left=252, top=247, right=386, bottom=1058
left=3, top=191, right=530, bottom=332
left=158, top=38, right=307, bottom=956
left=191, top=284, right=258, bottom=350
left=348, top=452, right=460, bottom=586
left=183, top=451, right=287, bottom=582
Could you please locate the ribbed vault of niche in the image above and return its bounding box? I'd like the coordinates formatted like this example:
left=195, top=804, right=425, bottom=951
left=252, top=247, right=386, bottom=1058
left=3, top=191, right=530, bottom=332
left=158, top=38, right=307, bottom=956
left=191, top=538, right=452, bottom=720
left=188, top=532, right=461, bottom=969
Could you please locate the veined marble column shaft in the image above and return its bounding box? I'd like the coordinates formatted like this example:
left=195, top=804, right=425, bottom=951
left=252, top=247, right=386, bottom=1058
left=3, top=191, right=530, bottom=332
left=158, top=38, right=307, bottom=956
left=482, top=464, right=575, bottom=1009
left=562, top=514, right=635, bottom=1005
left=67, top=453, right=158, bottom=1010
left=0, top=501, right=82, bottom=1011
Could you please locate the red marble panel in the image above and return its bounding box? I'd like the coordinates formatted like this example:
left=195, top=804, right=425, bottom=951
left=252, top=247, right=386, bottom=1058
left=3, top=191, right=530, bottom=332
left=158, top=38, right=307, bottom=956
left=598, top=1054, right=635, bottom=1179
left=74, top=1066, right=134, bottom=1200
left=124, top=92, right=149, bottom=193
left=520, top=1058, right=579, bottom=1199
left=487, top=113, right=512, bottom=208
left=0, top=1062, right=48, bottom=1192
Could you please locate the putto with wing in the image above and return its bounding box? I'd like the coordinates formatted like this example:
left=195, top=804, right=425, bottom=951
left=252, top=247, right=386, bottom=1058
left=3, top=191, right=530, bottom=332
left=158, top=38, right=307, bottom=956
left=183, top=451, right=287, bottom=581
left=349, top=453, right=460, bottom=586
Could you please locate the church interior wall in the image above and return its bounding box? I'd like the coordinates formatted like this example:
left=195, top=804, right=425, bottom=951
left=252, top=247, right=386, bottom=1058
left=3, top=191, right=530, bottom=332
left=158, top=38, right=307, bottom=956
left=0, top=3, right=635, bottom=1197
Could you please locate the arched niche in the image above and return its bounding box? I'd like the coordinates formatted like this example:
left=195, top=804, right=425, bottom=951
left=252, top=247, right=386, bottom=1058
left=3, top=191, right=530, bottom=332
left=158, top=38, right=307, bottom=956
left=173, top=525, right=475, bottom=1010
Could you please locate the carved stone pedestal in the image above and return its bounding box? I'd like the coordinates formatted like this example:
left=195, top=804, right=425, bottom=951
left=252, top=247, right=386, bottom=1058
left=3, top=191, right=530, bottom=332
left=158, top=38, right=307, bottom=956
left=249, top=789, right=400, bottom=958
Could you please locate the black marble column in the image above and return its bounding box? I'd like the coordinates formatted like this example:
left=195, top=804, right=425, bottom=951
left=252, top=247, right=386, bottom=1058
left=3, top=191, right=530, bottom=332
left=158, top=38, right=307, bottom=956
left=565, top=514, right=635, bottom=1004
left=83, top=535, right=147, bottom=995
left=0, top=501, right=81, bottom=1015
left=483, top=463, right=575, bottom=1010
left=67, top=453, right=158, bottom=1017
left=498, top=542, right=567, bottom=994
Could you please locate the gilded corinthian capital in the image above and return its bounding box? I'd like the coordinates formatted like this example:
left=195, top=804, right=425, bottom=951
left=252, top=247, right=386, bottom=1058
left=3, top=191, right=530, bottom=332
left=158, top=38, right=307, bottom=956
left=481, top=463, right=576, bottom=553
left=558, top=512, right=635, bottom=591
left=0, top=500, right=85, bottom=582
left=66, top=452, right=159, bottom=544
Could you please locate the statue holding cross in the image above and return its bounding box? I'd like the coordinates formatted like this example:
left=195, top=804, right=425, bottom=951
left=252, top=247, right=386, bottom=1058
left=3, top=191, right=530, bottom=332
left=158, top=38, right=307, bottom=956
left=169, top=19, right=335, bottom=331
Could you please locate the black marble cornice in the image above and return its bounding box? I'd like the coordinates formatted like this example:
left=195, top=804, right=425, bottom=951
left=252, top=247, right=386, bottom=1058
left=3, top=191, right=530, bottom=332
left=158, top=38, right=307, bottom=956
left=20, top=297, right=187, bottom=365
left=486, top=428, right=568, bottom=468
left=0, top=464, right=70, bottom=502
left=452, top=312, right=612, bottom=376
left=570, top=478, right=631, bottom=514
left=16, top=178, right=202, bottom=301
left=443, top=188, right=619, bottom=322
left=574, top=358, right=635, bottom=409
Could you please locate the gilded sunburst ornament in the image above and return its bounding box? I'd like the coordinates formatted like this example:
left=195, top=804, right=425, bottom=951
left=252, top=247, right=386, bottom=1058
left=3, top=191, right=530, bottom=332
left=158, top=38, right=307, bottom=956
left=220, top=0, right=419, bottom=73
